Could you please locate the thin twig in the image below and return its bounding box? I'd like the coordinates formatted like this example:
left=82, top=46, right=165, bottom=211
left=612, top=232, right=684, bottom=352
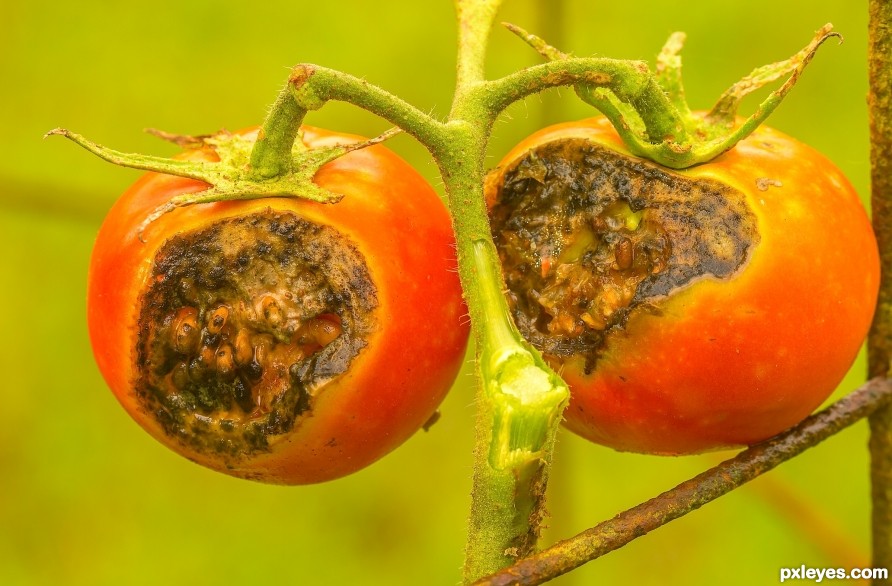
left=474, top=378, right=892, bottom=586
left=868, top=1, right=892, bottom=582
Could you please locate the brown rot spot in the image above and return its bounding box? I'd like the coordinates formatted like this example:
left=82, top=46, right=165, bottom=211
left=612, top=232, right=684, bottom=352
left=137, top=210, right=377, bottom=460
left=756, top=177, right=783, bottom=191
left=489, top=139, right=758, bottom=372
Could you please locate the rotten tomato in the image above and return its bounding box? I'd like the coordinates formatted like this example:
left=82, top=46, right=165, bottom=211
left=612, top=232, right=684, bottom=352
left=486, top=117, right=879, bottom=454
left=88, top=126, right=469, bottom=483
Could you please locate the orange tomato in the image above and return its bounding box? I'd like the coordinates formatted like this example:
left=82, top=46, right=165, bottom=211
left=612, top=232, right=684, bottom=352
left=88, top=126, right=469, bottom=483
left=487, top=117, right=879, bottom=454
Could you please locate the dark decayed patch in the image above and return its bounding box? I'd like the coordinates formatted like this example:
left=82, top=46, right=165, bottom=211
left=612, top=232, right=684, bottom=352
left=490, top=138, right=758, bottom=373
left=135, top=210, right=377, bottom=460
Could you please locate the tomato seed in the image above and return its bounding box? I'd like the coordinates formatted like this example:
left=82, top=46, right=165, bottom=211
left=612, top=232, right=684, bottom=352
left=615, top=238, right=634, bottom=270
left=207, top=306, right=230, bottom=334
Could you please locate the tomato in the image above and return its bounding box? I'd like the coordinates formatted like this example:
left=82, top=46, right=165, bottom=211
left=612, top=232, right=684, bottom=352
left=88, top=126, right=469, bottom=484
left=486, top=116, right=879, bottom=454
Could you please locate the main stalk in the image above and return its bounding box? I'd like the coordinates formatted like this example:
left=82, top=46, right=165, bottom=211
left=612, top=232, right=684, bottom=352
left=446, top=1, right=570, bottom=581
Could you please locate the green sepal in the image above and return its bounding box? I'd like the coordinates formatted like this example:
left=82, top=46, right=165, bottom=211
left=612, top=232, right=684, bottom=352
left=46, top=126, right=399, bottom=239
left=506, top=23, right=840, bottom=169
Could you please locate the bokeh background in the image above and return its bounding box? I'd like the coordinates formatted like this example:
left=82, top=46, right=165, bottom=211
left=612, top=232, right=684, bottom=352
left=0, top=1, right=877, bottom=584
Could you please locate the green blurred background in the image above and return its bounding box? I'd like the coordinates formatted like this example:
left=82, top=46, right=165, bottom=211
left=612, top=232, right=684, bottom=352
left=0, top=1, right=877, bottom=584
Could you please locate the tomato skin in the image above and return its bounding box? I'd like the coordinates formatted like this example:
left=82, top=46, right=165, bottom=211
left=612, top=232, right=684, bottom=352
left=490, top=117, right=880, bottom=454
left=88, top=126, right=469, bottom=483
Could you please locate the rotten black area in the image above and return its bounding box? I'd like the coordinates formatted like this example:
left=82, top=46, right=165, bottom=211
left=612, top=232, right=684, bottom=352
left=136, top=210, right=377, bottom=459
left=489, top=139, right=759, bottom=371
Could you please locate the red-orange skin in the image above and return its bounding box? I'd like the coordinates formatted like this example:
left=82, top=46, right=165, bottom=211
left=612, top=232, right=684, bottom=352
left=490, top=118, right=880, bottom=454
left=88, top=126, right=469, bottom=483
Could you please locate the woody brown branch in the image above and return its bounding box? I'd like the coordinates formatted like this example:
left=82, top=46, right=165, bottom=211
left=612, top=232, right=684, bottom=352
left=475, top=377, right=892, bottom=586
left=868, top=1, right=892, bottom=582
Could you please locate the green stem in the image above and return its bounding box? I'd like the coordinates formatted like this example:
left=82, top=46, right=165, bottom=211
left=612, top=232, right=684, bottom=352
left=500, top=23, right=838, bottom=169
left=463, top=239, right=568, bottom=579
left=432, top=101, right=570, bottom=577
left=452, top=0, right=502, bottom=108
left=868, top=1, right=892, bottom=582
left=444, top=3, right=572, bottom=580
left=288, top=64, right=447, bottom=150
left=483, top=57, right=658, bottom=118
left=248, top=83, right=307, bottom=179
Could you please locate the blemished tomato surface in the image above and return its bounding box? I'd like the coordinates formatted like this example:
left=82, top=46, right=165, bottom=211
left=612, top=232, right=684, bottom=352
left=489, top=117, right=880, bottom=454
left=88, top=126, right=469, bottom=483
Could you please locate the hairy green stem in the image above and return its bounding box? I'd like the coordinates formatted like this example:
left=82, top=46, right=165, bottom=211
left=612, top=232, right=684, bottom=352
left=248, top=83, right=307, bottom=179
left=459, top=235, right=569, bottom=579
left=432, top=102, right=570, bottom=577
left=454, top=0, right=502, bottom=95
left=446, top=2, right=573, bottom=581
left=288, top=64, right=448, bottom=149
left=501, top=23, right=838, bottom=169
left=482, top=58, right=657, bottom=118
left=474, top=378, right=892, bottom=586
left=869, top=1, right=892, bottom=582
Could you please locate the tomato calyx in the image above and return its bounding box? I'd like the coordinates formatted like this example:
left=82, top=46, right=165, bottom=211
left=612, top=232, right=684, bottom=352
left=138, top=209, right=377, bottom=459
left=489, top=137, right=758, bottom=373
left=45, top=125, right=400, bottom=240
left=503, top=23, right=840, bottom=168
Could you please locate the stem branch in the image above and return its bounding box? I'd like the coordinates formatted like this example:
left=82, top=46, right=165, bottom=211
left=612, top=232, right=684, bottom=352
left=248, top=84, right=307, bottom=179
left=288, top=64, right=448, bottom=152
left=454, top=0, right=503, bottom=94
left=483, top=57, right=659, bottom=120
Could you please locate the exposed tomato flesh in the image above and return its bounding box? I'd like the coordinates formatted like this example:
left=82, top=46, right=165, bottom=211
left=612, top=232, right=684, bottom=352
left=490, top=138, right=759, bottom=373
left=137, top=209, right=375, bottom=459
